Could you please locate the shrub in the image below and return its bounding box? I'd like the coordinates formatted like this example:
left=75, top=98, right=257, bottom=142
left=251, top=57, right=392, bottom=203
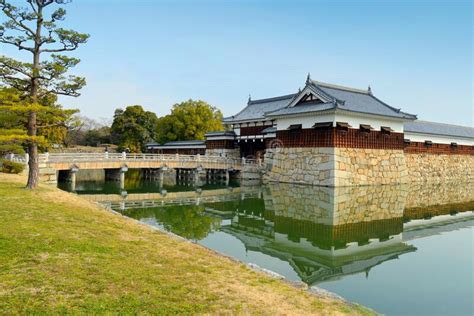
left=1, top=160, right=25, bottom=174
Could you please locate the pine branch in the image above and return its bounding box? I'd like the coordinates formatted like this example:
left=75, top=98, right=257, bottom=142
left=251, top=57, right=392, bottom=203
left=0, top=3, right=36, bottom=37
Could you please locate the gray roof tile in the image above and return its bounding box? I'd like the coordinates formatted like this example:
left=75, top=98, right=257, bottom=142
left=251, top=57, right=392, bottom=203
left=223, top=94, right=295, bottom=123
left=224, top=79, right=417, bottom=123
left=146, top=140, right=206, bottom=147
left=261, top=126, right=277, bottom=133
left=404, top=120, right=474, bottom=139
left=266, top=101, right=335, bottom=117
left=316, top=82, right=416, bottom=119
left=204, top=131, right=236, bottom=137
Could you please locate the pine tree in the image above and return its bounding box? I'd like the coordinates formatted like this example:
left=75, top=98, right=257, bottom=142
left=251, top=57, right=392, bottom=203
left=0, top=0, right=89, bottom=188
left=0, top=87, right=79, bottom=155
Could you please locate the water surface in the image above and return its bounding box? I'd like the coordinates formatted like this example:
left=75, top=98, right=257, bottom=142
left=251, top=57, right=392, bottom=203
left=61, top=178, right=474, bottom=315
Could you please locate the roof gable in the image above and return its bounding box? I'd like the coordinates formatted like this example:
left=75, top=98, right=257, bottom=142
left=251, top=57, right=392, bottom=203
left=270, top=79, right=416, bottom=120
left=287, top=84, right=333, bottom=108
left=223, top=93, right=295, bottom=123
left=224, top=76, right=417, bottom=123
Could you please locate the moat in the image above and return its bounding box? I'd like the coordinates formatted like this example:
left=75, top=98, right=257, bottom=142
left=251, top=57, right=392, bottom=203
left=59, top=174, right=474, bottom=315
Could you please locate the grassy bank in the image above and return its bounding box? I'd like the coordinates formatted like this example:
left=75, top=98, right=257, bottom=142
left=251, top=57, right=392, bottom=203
left=0, top=174, right=373, bottom=315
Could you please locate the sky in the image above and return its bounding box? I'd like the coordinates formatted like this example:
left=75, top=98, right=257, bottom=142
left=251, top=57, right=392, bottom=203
left=2, top=0, right=473, bottom=126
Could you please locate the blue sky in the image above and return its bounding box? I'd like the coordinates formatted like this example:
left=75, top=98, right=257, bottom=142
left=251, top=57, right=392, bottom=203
left=2, top=0, right=473, bottom=126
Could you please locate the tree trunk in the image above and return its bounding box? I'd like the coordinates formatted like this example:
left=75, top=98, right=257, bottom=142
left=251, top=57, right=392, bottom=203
left=26, top=112, right=38, bottom=188
left=26, top=6, right=43, bottom=189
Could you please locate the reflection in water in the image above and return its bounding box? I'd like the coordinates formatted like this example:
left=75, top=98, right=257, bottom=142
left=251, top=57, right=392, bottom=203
left=130, top=205, right=222, bottom=241
left=64, top=179, right=474, bottom=315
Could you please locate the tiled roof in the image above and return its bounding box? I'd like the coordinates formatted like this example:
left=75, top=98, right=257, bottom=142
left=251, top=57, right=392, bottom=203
left=223, top=94, right=295, bottom=123
left=266, top=101, right=335, bottom=117
left=146, top=140, right=206, bottom=148
left=315, top=82, right=416, bottom=119
left=404, top=120, right=474, bottom=139
left=224, top=78, right=417, bottom=123
left=204, top=131, right=236, bottom=137
left=261, top=126, right=277, bottom=134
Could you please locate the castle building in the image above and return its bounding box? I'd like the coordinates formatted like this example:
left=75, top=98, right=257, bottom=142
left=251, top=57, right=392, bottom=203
left=147, top=75, right=474, bottom=186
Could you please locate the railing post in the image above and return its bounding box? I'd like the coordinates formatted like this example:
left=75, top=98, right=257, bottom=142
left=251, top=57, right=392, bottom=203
left=196, top=154, right=200, bottom=162
left=257, top=158, right=261, bottom=167
left=44, top=152, right=49, bottom=162
left=105, top=151, right=109, bottom=159
left=122, top=152, right=126, bottom=160
left=242, top=157, right=246, bottom=165
left=25, top=153, right=29, bottom=164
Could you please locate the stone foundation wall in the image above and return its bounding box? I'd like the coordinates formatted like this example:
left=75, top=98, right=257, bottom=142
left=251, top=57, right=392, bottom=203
left=263, top=147, right=335, bottom=186
left=405, top=153, right=474, bottom=183
left=264, top=147, right=407, bottom=186
left=39, top=164, right=57, bottom=183
left=334, top=148, right=407, bottom=186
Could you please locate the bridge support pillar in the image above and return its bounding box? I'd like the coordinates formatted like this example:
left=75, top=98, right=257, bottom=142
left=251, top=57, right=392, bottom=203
left=68, top=165, right=79, bottom=191
left=119, top=165, right=128, bottom=190
left=193, top=170, right=199, bottom=185
left=105, top=165, right=128, bottom=189
left=225, top=169, right=230, bottom=186
left=120, top=170, right=125, bottom=190
left=159, top=170, right=164, bottom=188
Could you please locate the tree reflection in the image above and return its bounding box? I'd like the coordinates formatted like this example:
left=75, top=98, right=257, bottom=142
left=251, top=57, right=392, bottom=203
left=125, top=205, right=221, bottom=241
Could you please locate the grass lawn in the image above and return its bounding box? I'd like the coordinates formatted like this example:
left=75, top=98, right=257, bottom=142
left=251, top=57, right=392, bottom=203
left=0, top=173, right=373, bottom=315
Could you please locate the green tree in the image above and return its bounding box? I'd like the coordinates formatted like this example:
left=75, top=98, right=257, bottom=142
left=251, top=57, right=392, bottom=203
left=0, top=87, right=78, bottom=153
left=156, top=99, right=223, bottom=144
left=0, top=0, right=89, bottom=188
left=0, top=88, right=25, bottom=155
left=83, top=126, right=111, bottom=146
left=111, top=105, right=159, bottom=153
left=124, top=205, right=221, bottom=241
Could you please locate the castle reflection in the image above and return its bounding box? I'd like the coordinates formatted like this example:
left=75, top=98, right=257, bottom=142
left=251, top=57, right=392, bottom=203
left=84, top=181, right=474, bottom=285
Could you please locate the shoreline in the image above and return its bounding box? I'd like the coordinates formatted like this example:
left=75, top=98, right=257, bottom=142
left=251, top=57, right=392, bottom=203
left=99, top=197, right=362, bottom=307
left=0, top=173, right=374, bottom=315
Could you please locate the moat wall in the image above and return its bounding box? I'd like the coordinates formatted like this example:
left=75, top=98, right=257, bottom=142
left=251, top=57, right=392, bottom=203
left=264, top=147, right=409, bottom=186
left=405, top=153, right=474, bottom=183
left=264, top=146, right=473, bottom=186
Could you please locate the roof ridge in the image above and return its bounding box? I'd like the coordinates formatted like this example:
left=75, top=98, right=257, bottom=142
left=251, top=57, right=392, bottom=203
left=411, top=120, right=474, bottom=129
left=166, top=140, right=205, bottom=143
left=311, top=80, right=369, bottom=94
left=249, top=93, right=296, bottom=105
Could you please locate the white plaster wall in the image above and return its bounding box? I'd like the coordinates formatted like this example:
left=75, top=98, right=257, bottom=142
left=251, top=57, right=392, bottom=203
left=404, top=132, right=474, bottom=146
left=334, top=112, right=405, bottom=132
left=276, top=113, right=336, bottom=130
left=274, top=112, right=405, bottom=132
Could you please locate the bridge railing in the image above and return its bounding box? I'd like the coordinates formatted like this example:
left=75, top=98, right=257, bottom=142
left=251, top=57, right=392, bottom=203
left=3, top=153, right=259, bottom=168
left=34, top=152, right=254, bottom=168
left=2, top=154, right=28, bottom=164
